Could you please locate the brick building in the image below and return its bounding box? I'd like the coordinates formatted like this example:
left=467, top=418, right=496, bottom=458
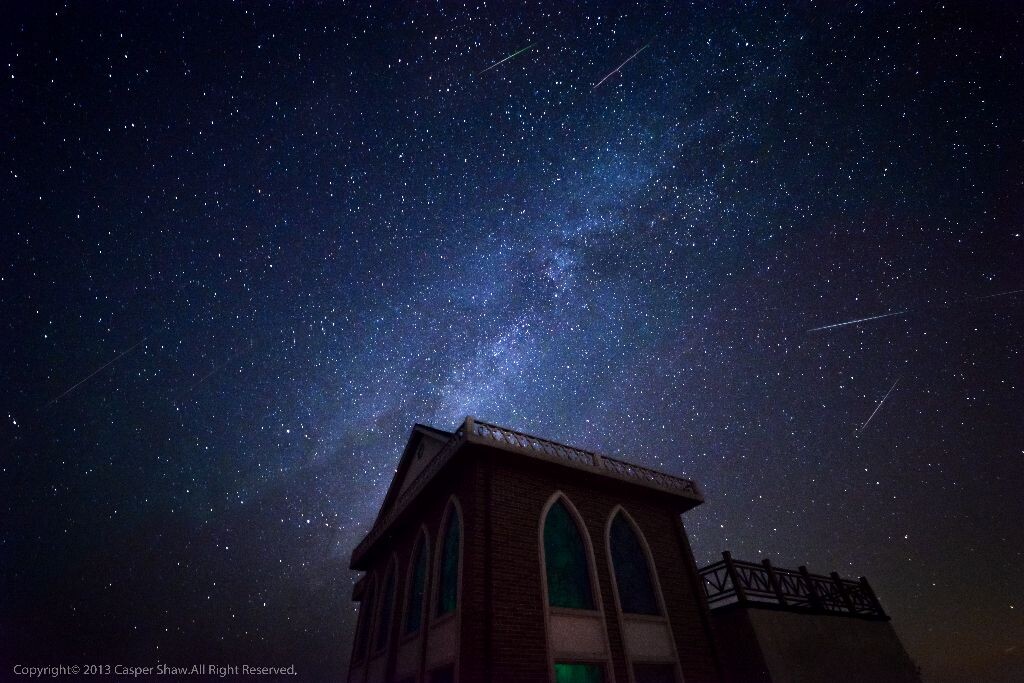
left=346, top=417, right=919, bottom=683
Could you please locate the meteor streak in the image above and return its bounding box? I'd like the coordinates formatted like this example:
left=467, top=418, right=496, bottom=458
left=808, top=287, right=1021, bottom=333
left=478, top=43, right=536, bottom=75
left=44, top=327, right=161, bottom=407
left=858, top=378, right=900, bottom=433
left=174, top=338, right=256, bottom=405
left=977, top=288, right=1024, bottom=300
left=807, top=310, right=907, bottom=332
left=593, top=43, right=650, bottom=90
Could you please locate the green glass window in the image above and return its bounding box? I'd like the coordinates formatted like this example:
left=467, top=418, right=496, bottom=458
left=373, top=563, right=397, bottom=651
left=404, top=535, right=428, bottom=634
left=544, top=499, right=595, bottom=609
left=353, top=583, right=375, bottom=660
left=609, top=512, right=660, bottom=615
left=632, top=662, right=676, bottom=683
left=554, top=662, right=604, bottom=683
left=436, top=507, right=460, bottom=616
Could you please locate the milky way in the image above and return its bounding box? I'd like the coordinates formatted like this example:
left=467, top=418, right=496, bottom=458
left=3, top=4, right=1023, bottom=682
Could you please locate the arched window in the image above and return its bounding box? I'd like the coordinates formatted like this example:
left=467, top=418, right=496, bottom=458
left=435, top=503, right=461, bottom=617
left=353, top=579, right=376, bottom=661
left=608, top=511, right=660, bottom=615
left=543, top=499, right=595, bottom=610
left=374, top=559, right=398, bottom=652
left=553, top=663, right=604, bottom=683
left=404, top=532, right=429, bottom=634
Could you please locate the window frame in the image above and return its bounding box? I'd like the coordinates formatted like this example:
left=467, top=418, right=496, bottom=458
left=603, top=506, right=682, bottom=683
left=607, top=509, right=661, bottom=616
left=424, top=496, right=463, bottom=683
left=431, top=496, right=464, bottom=624
left=538, top=492, right=615, bottom=683
left=351, top=574, right=378, bottom=666
left=542, top=497, right=599, bottom=611
left=400, top=525, right=431, bottom=642
left=553, top=660, right=608, bottom=683
left=630, top=661, right=682, bottom=683
left=371, top=554, right=400, bottom=657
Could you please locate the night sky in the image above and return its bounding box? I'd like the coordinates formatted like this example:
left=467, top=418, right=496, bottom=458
left=3, top=3, right=1023, bottom=682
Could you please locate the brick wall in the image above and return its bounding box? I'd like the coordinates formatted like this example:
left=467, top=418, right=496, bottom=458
left=349, top=441, right=722, bottom=683
left=479, top=443, right=722, bottom=683
left=350, top=451, right=480, bottom=683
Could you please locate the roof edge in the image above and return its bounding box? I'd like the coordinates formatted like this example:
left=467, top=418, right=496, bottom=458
left=349, top=416, right=703, bottom=570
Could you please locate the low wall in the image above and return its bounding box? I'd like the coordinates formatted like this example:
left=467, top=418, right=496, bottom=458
left=711, top=605, right=921, bottom=683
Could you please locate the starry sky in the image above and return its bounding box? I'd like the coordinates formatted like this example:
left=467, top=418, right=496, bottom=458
left=3, top=2, right=1023, bottom=682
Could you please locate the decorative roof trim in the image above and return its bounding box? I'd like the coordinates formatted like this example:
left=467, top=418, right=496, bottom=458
left=467, top=419, right=702, bottom=499
left=350, top=417, right=703, bottom=569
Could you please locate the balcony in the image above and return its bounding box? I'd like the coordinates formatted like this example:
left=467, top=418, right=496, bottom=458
left=699, top=552, right=887, bottom=619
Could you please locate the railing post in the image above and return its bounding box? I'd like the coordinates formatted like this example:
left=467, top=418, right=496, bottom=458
left=859, top=576, right=887, bottom=618
left=762, top=559, right=788, bottom=607
left=831, top=571, right=856, bottom=614
left=798, top=565, right=823, bottom=612
left=722, top=551, right=748, bottom=605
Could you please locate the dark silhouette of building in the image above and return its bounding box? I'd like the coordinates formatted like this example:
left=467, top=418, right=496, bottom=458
left=347, top=417, right=920, bottom=683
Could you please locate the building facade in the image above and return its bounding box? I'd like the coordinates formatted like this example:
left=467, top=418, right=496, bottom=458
left=347, top=417, right=919, bottom=683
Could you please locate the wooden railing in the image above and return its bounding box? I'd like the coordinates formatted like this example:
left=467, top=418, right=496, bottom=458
left=699, top=552, right=886, bottom=618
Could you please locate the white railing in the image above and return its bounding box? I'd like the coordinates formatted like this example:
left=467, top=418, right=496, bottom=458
left=468, top=419, right=701, bottom=497
left=351, top=416, right=701, bottom=566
